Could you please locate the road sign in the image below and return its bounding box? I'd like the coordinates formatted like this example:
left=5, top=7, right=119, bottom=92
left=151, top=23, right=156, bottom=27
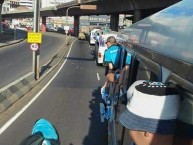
left=30, top=43, right=39, bottom=51
left=27, top=32, right=42, bottom=44
left=80, top=5, right=97, bottom=10
left=64, top=26, right=70, bottom=31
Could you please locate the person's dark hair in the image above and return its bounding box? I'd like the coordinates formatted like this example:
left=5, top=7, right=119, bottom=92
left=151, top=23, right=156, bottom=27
left=107, top=36, right=116, bottom=44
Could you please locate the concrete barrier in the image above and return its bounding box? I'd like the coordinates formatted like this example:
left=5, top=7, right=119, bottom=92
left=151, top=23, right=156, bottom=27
left=0, top=72, right=35, bottom=113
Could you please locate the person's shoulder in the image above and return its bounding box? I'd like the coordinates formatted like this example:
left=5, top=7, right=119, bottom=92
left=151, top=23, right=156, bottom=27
left=109, top=44, right=119, bottom=50
left=105, top=48, right=110, bottom=54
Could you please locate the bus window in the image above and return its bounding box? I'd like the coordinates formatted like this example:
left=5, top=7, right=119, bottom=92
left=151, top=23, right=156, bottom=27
left=136, top=62, right=151, bottom=80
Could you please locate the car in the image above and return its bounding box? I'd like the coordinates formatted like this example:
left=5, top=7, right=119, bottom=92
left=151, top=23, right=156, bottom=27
left=95, top=33, right=117, bottom=66
left=57, top=27, right=65, bottom=34
left=47, top=27, right=57, bottom=32
left=78, top=32, right=86, bottom=40
left=68, top=28, right=74, bottom=35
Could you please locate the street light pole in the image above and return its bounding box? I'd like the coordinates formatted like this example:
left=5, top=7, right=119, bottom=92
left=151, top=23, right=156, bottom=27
left=65, top=6, right=80, bottom=46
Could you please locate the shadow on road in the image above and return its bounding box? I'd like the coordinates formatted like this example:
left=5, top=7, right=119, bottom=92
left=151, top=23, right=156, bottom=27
left=82, top=86, right=108, bottom=145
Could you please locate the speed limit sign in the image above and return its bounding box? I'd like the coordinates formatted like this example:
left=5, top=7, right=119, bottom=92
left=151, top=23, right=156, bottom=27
left=30, top=43, right=39, bottom=51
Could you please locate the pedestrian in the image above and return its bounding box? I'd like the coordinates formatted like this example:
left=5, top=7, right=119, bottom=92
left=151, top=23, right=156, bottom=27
left=119, top=80, right=182, bottom=145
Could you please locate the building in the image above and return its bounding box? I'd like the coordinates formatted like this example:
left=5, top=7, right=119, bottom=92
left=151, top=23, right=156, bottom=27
left=19, top=0, right=33, bottom=9
left=2, top=0, right=33, bottom=13
left=2, top=0, right=20, bottom=12
left=41, top=0, right=73, bottom=8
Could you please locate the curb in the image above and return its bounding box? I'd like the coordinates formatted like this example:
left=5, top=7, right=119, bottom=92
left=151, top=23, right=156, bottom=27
left=0, top=72, right=35, bottom=113
left=0, top=36, right=76, bottom=114
left=0, top=38, right=26, bottom=48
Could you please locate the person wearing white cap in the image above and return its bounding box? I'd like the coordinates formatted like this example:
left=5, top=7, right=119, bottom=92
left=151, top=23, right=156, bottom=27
left=119, top=80, right=182, bottom=145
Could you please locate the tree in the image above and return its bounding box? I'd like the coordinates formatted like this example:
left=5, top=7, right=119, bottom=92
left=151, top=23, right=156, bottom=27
left=0, top=0, right=5, bottom=34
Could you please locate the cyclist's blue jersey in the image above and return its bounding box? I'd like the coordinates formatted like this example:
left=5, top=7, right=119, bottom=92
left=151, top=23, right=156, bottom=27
left=104, top=44, right=121, bottom=69
left=104, top=45, right=132, bottom=69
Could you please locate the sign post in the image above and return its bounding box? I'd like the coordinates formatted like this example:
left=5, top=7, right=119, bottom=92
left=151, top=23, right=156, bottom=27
left=28, top=31, right=42, bottom=80
left=32, top=0, right=41, bottom=80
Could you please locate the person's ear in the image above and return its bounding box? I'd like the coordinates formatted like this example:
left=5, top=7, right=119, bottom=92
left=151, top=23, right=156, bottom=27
left=144, top=132, right=154, bottom=138
left=144, top=132, right=149, bottom=137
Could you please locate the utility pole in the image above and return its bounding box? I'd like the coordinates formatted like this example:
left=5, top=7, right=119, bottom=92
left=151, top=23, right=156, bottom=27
left=33, top=0, right=40, bottom=80
left=0, top=0, right=4, bottom=35
left=65, top=6, right=80, bottom=46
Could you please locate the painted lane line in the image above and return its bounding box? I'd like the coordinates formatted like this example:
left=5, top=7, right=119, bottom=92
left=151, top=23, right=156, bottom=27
left=97, top=73, right=100, bottom=81
left=0, top=39, right=77, bottom=135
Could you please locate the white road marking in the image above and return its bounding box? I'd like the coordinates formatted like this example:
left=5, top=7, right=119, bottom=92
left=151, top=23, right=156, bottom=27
left=97, top=73, right=100, bottom=81
left=0, top=39, right=77, bottom=135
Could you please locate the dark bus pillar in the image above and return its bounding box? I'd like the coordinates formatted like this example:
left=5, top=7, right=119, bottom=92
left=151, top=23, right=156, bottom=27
left=133, top=9, right=142, bottom=23
left=110, top=14, right=119, bottom=31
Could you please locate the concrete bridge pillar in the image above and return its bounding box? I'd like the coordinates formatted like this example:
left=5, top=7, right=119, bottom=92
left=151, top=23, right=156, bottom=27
left=41, top=16, right=47, bottom=33
left=73, top=15, right=80, bottom=37
left=110, top=14, right=119, bottom=32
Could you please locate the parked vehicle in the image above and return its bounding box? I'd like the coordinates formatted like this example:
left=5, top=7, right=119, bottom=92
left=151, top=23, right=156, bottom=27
left=78, top=32, right=86, bottom=40
left=57, top=27, right=65, bottom=34
left=68, top=28, right=74, bottom=35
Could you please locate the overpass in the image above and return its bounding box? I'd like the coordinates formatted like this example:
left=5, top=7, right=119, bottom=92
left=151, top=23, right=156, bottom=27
left=2, top=0, right=181, bottom=36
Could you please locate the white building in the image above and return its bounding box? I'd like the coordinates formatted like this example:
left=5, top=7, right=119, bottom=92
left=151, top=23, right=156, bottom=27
left=19, top=0, right=33, bottom=9
left=2, top=0, right=20, bottom=12
left=41, top=0, right=73, bottom=8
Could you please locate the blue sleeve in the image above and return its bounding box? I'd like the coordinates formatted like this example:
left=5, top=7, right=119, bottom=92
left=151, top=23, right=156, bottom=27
left=104, top=50, right=111, bottom=63
left=126, top=52, right=132, bottom=65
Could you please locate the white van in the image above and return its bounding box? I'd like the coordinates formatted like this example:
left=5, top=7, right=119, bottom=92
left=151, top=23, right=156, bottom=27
left=89, top=28, right=101, bottom=45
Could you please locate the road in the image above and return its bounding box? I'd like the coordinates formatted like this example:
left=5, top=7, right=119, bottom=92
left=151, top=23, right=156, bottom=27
left=0, top=40, right=108, bottom=145
left=0, top=32, right=67, bottom=88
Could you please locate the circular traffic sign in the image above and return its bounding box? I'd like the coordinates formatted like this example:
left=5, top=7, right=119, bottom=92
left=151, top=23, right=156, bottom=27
left=30, top=43, right=39, bottom=51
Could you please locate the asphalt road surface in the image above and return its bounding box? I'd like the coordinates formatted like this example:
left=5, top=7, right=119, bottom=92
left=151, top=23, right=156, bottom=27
left=0, top=40, right=108, bottom=145
left=0, top=32, right=67, bottom=88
